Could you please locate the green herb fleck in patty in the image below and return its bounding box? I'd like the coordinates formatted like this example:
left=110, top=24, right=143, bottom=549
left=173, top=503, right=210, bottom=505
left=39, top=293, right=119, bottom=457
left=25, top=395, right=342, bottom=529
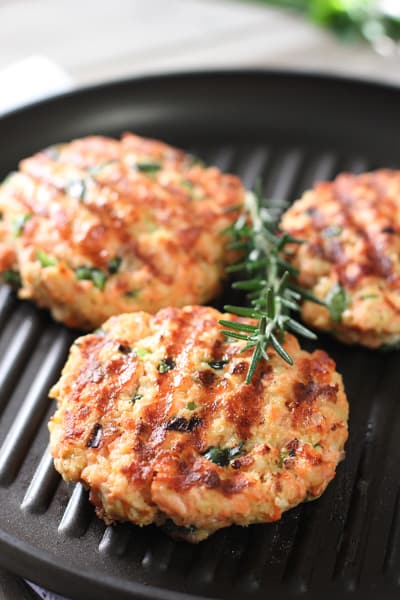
left=158, top=358, right=176, bottom=373
left=12, top=214, right=31, bottom=238
left=75, top=266, right=107, bottom=291
left=202, top=443, right=245, bottom=467
left=65, top=179, right=87, bottom=201
left=36, top=249, right=58, bottom=267
left=132, top=392, right=142, bottom=404
left=134, top=161, right=161, bottom=174
left=207, top=359, right=229, bottom=370
left=107, top=256, right=122, bottom=274
left=326, top=283, right=349, bottom=322
left=2, top=269, right=22, bottom=288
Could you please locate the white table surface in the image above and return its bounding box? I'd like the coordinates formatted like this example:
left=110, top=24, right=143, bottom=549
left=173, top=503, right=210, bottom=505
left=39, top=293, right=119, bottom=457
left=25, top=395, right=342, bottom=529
left=1, top=0, right=400, bottom=91
left=0, top=1, right=399, bottom=598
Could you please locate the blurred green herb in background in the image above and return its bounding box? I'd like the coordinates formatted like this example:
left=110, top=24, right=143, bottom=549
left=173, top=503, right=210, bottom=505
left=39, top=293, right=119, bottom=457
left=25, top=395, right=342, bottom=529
left=253, top=1, right=400, bottom=53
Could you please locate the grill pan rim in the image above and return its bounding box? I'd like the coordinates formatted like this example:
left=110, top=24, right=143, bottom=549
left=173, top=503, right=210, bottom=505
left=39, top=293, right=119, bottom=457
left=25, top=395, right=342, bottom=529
left=1, top=67, right=400, bottom=123
left=0, top=530, right=210, bottom=600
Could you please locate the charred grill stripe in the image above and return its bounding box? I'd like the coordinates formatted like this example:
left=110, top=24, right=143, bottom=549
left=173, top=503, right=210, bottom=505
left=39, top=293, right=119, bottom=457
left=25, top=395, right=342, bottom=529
left=301, top=173, right=400, bottom=288
left=287, top=378, right=339, bottom=426
left=224, top=361, right=271, bottom=439
left=333, top=175, right=396, bottom=282
left=17, top=158, right=164, bottom=271
left=72, top=337, right=139, bottom=414
left=132, top=310, right=205, bottom=479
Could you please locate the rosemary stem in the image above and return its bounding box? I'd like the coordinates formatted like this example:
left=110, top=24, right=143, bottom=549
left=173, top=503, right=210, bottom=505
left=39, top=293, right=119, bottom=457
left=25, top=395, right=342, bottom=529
left=222, top=187, right=321, bottom=383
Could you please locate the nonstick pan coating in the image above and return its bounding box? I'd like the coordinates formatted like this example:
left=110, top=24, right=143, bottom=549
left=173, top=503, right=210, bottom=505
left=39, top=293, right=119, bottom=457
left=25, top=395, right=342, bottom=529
left=0, top=71, right=400, bottom=600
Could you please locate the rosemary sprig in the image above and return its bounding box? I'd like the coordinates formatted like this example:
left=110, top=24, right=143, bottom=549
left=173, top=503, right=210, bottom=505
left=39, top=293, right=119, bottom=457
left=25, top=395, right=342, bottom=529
left=220, top=185, right=324, bottom=384
left=253, top=1, right=400, bottom=53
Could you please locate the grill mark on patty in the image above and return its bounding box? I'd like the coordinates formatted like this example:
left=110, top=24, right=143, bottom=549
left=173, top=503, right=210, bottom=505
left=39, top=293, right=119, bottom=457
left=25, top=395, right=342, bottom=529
left=161, top=308, right=214, bottom=451
left=334, top=174, right=396, bottom=283
left=300, top=350, right=336, bottom=384
left=129, top=309, right=207, bottom=482
left=225, top=362, right=272, bottom=440
left=71, top=334, right=139, bottom=414
left=18, top=148, right=242, bottom=274
left=303, top=172, right=400, bottom=288
left=286, top=351, right=340, bottom=428
left=128, top=238, right=167, bottom=282
left=51, top=136, right=121, bottom=168
left=127, top=309, right=266, bottom=487
left=121, top=132, right=187, bottom=167
left=169, top=457, right=250, bottom=496
left=129, top=350, right=181, bottom=484
left=9, top=170, right=133, bottom=269
left=383, top=291, right=400, bottom=313
left=1, top=151, right=244, bottom=333
left=288, top=379, right=339, bottom=427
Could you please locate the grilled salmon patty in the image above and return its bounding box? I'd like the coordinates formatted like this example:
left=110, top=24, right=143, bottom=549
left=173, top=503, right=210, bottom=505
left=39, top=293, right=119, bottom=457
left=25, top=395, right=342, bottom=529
left=49, top=306, right=348, bottom=542
left=0, top=134, right=244, bottom=329
left=280, top=170, right=400, bottom=348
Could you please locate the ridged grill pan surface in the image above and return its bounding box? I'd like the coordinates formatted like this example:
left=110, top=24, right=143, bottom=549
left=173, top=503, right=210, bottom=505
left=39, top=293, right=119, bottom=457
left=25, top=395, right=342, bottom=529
left=0, top=71, right=400, bottom=600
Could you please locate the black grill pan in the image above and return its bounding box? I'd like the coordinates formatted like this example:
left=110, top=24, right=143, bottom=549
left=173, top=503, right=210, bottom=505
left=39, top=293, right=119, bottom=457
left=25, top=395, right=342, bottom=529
left=0, top=70, right=400, bottom=600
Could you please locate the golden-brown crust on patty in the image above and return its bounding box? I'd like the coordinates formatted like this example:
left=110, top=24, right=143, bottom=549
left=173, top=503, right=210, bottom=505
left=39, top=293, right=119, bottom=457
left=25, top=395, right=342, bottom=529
left=0, top=134, right=244, bottom=329
left=280, top=170, right=400, bottom=348
left=49, top=306, right=348, bottom=541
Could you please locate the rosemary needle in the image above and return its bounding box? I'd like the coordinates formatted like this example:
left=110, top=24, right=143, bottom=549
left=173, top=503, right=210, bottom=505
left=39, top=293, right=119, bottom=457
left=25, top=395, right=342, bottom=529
left=220, top=185, right=324, bottom=384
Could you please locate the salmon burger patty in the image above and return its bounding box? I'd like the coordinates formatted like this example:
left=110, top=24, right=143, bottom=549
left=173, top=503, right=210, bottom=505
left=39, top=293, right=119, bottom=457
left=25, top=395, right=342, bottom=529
left=0, top=133, right=244, bottom=329
left=280, top=170, right=400, bottom=348
left=49, top=305, right=348, bottom=542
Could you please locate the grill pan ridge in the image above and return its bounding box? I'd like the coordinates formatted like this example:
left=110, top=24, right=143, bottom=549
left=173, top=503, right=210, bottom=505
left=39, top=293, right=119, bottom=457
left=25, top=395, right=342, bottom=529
left=0, top=71, right=400, bottom=600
